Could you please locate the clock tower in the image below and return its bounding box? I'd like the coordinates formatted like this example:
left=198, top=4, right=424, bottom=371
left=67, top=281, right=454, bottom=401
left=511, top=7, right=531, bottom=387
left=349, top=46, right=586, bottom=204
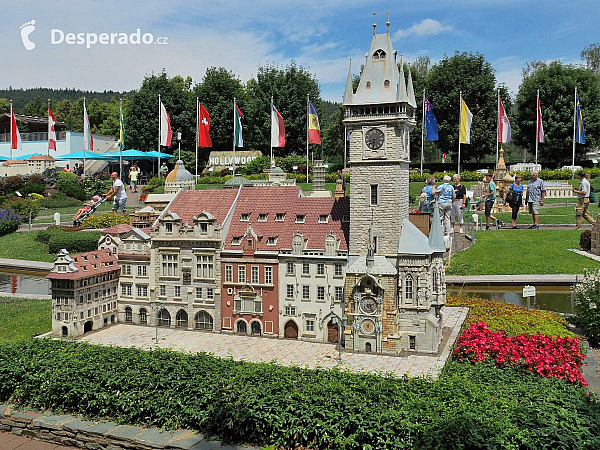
left=343, top=14, right=417, bottom=256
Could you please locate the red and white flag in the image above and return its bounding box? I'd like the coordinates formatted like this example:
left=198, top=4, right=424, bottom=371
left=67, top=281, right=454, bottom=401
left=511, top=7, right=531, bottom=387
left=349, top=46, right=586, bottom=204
left=83, top=103, right=93, bottom=151
left=498, top=96, right=511, bottom=143
left=48, top=106, right=57, bottom=151
left=537, top=97, right=545, bottom=143
left=271, top=104, right=285, bottom=147
left=11, top=110, right=22, bottom=151
left=198, top=103, right=212, bottom=147
left=160, top=101, right=172, bottom=146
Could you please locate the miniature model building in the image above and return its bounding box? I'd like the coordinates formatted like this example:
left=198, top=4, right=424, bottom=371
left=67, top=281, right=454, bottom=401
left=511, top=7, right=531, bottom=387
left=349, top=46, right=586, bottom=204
left=48, top=248, right=120, bottom=338
left=164, top=159, right=195, bottom=193
left=342, top=16, right=445, bottom=354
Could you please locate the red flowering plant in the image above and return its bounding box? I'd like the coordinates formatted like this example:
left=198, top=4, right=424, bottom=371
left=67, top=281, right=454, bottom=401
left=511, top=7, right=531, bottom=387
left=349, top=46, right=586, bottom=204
left=454, top=322, right=587, bottom=386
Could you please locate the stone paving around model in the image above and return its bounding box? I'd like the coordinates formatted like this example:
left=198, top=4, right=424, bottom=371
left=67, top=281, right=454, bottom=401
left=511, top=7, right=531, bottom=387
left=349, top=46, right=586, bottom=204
left=80, top=307, right=468, bottom=379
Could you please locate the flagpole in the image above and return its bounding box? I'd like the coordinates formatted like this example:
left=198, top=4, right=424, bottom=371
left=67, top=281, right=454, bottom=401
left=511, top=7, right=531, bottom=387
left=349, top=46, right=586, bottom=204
left=496, top=89, right=499, bottom=169
left=233, top=97, right=236, bottom=178
left=83, top=97, right=86, bottom=176
left=458, top=91, right=462, bottom=175
left=270, top=96, right=274, bottom=168
left=158, top=94, right=161, bottom=179
left=196, top=97, right=199, bottom=181
left=421, top=89, right=425, bottom=175
left=119, top=98, right=123, bottom=180
left=535, top=90, right=539, bottom=167
left=306, top=94, right=309, bottom=182
left=47, top=99, right=51, bottom=156
left=9, top=100, right=13, bottom=161
left=572, top=86, right=577, bottom=178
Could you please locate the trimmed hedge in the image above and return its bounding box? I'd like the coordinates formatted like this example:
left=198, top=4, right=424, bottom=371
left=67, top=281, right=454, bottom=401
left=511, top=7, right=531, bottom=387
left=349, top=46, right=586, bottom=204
left=80, top=213, right=129, bottom=230
left=47, top=230, right=101, bottom=254
left=39, top=193, right=82, bottom=209
left=0, top=339, right=598, bottom=449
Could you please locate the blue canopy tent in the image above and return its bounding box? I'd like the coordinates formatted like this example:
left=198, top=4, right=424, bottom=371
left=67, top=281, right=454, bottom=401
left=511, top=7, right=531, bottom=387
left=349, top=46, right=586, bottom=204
left=12, top=153, right=43, bottom=160
left=55, top=151, right=111, bottom=160
left=0, top=155, right=10, bottom=162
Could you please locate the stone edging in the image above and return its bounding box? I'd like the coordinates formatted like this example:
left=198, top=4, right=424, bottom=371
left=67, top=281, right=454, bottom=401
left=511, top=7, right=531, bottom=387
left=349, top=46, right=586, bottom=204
left=0, top=404, right=256, bottom=449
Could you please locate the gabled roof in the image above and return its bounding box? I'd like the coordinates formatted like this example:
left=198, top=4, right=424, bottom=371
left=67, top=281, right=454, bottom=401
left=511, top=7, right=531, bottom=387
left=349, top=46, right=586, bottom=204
left=398, top=218, right=432, bottom=255
left=2, top=160, right=28, bottom=166
left=102, top=224, right=133, bottom=235
left=346, top=255, right=397, bottom=275
left=28, top=155, right=55, bottom=161
left=46, top=248, right=119, bottom=280
left=165, top=189, right=239, bottom=226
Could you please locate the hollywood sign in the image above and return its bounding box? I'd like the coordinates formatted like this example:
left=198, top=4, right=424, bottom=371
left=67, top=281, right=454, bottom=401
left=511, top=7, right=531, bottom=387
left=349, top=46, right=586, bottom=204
left=206, top=150, right=263, bottom=169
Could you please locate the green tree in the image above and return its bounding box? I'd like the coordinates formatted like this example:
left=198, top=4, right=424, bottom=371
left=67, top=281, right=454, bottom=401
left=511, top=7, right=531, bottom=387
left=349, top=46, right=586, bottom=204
left=322, top=104, right=345, bottom=161
left=581, top=43, right=600, bottom=74
left=23, top=96, right=46, bottom=116
left=426, top=51, right=509, bottom=164
left=53, top=99, right=73, bottom=130
left=192, top=67, right=247, bottom=164
left=0, top=98, right=10, bottom=114
left=244, top=62, right=321, bottom=158
left=515, top=61, right=600, bottom=165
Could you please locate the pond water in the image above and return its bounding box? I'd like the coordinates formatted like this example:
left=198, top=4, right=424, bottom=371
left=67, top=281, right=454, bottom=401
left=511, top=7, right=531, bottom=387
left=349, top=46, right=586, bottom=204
left=447, top=285, right=574, bottom=314
left=0, top=270, right=50, bottom=296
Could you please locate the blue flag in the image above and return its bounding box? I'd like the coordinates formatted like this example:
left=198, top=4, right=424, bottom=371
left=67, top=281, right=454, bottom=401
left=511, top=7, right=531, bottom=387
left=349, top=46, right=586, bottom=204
left=576, top=94, right=586, bottom=145
left=424, top=98, right=439, bottom=141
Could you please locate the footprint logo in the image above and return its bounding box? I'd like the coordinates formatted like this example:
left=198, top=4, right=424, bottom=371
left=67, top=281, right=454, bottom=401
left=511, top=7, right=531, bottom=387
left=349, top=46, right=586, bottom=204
left=20, top=20, right=36, bottom=51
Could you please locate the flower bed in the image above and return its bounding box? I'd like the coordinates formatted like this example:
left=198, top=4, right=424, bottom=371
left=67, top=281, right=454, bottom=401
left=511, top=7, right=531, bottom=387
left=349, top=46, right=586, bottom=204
left=454, top=322, right=587, bottom=386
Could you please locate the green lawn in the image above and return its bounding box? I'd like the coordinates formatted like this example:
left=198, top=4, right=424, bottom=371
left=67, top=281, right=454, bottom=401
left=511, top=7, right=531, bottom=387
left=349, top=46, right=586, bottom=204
left=39, top=202, right=112, bottom=217
left=491, top=204, right=600, bottom=225
left=0, top=232, right=55, bottom=263
left=447, top=229, right=600, bottom=275
left=0, top=297, right=51, bottom=342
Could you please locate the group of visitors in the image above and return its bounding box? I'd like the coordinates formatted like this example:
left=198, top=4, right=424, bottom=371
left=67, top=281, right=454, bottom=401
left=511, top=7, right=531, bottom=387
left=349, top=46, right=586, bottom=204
left=420, top=174, right=467, bottom=235
left=63, top=163, right=84, bottom=176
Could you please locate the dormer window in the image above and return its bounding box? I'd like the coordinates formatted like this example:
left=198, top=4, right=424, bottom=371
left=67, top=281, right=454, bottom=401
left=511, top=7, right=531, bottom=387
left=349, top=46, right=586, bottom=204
left=165, top=223, right=173, bottom=234
left=82, top=266, right=87, bottom=271
left=275, top=213, right=286, bottom=222
left=258, top=213, right=268, bottom=222
left=366, top=81, right=371, bottom=89
left=318, top=214, right=329, bottom=223
left=384, top=80, right=390, bottom=88
left=240, top=213, right=251, bottom=222
left=373, top=49, right=386, bottom=59
left=267, top=237, right=278, bottom=246
left=58, top=266, right=66, bottom=272
left=200, top=223, right=208, bottom=233
left=232, top=237, right=242, bottom=246
left=295, top=214, right=305, bottom=223
left=83, top=256, right=88, bottom=261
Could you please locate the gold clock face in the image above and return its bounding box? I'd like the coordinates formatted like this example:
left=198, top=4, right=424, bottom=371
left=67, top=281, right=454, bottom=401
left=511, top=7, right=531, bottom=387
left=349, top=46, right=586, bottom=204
left=365, top=128, right=385, bottom=150
left=361, top=319, right=375, bottom=334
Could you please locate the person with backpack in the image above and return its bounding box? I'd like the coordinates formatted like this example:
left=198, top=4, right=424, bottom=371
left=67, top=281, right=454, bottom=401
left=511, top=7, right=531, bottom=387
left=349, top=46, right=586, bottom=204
left=420, top=177, right=436, bottom=214
left=504, top=174, right=524, bottom=229
left=435, top=175, right=456, bottom=236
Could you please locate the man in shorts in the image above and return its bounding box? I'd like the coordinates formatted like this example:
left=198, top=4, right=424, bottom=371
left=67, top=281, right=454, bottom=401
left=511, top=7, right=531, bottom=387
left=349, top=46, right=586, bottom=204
left=481, top=173, right=496, bottom=230
left=104, top=172, right=128, bottom=218
left=526, top=171, right=545, bottom=229
left=574, top=170, right=596, bottom=230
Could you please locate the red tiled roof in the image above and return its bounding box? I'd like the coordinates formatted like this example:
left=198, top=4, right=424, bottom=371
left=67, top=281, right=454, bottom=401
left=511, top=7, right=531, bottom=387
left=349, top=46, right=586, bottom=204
left=46, top=248, right=119, bottom=280
left=224, top=187, right=349, bottom=251
left=28, top=155, right=55, bottom=161
left=102, top=224, right=133, bottom=235
left=2, top=160, right=28, bottom=166
left=165, top=189, right=239, bottom=226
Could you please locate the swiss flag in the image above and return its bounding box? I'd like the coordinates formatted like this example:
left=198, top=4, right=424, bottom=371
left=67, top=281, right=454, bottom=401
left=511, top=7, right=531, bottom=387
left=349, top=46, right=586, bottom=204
left=48, top=106, right=57, bottom=151
left=198, top=103, right=212, bottom=147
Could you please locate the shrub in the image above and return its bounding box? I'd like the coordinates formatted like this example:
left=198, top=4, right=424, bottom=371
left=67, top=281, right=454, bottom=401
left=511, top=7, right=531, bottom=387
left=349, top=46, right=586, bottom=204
left=48, top=230, right=101, bottom=254
left=35, top=226, right=81, bottom=245
left=56, top=172, right=86, bottom=201
left=572, top=269, right=600, bottom=346
left=21, top=182, right=45, bottom=196
left=580, top=230, right=592, bottom=250
left=27, top=174, right=45, bottom=185
left=219, top=168, right=229, bottom=177
left=0, top=208, right=22, bottom=237
left=241, top=155, right=270, bottom=175
left=1, top=197, right=40, bottom=221
left=454, top=322, right=587, bottom=385
left=5, top=176, right=24, bottom=193
left=80, top=213, right=129, bottom=230
left=39, top=192, right=82, bottom=209
left=145, top=176, right=164, bottom=191
left=84, top=175, right=111, bottom=198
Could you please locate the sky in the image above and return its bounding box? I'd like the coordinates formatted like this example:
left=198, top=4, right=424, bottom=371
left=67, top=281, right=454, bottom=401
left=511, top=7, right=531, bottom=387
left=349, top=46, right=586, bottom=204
left=1, top=0, right=599, bottom=102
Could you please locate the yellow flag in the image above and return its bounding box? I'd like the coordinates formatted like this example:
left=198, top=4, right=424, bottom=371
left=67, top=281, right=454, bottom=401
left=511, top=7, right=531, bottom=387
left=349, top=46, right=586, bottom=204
left=459, top=98, right=473, bottom=144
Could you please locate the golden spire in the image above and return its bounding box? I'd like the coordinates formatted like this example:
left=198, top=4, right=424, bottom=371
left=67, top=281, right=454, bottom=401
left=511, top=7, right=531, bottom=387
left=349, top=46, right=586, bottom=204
left=386, top=11, right=390, bottom=34
left=373, top=12, right=377, bottom=35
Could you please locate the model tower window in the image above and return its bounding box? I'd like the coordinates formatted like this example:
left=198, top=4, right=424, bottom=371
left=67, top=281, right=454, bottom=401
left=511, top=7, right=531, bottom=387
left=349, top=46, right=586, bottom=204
left=370, top=185, right=378, bottom=205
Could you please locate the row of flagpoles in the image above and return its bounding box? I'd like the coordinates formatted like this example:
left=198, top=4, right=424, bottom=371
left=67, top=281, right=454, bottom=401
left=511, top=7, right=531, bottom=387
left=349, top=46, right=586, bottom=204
left=420, top=87, right=587, bottom=174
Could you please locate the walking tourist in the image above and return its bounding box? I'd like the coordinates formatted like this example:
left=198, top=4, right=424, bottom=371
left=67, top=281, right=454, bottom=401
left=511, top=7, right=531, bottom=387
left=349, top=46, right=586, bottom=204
left=451, top=174, right=467, bottom=234
left=160, top=162, right=169, bottom=177
left=574, top=170, right=596, bottom=230
left=76, top=163, right=84, bottom=176
left=129, top=166, right=139, bottom=193
left=104, top=172, right=128, bottom=219
left=63, top=164, right=72, bottom=173
left=526, top=171, right=545, bottom=229
left=505, top=175, right=524, bottom=229
left=435, top=175, right=455, bottom=235
left=481, top=173, right=496, bottom=231
left=420, top=177, right=436, bottom=214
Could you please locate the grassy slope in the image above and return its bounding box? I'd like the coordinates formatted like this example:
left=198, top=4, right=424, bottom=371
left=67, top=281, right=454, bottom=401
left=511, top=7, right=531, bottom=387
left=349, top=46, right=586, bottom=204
left=0, top=298, right=51, bottom=342
left=0, top=232, right=55, bottom=263
left=447, top=229, right=600, bottom=275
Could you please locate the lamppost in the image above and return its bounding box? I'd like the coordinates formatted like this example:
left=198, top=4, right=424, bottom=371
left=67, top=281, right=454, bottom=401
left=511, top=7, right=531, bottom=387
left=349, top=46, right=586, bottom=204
left=149, top=298, right=165, bottom=344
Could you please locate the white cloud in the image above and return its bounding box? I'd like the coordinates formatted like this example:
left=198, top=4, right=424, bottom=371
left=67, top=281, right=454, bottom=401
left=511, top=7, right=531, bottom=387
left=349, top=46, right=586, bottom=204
left=393, top=19, right=453, bottom=39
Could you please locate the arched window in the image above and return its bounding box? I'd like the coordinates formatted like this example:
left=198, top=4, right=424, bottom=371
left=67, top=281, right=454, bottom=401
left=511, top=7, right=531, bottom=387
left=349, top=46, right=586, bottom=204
left=125, top=306, right=132, bottom=323
left=373, top=49, right=386, bottom=59
left=438, top=268, right=443, bottom=291
left=384, top=80, right=390, bottom=88
left=365, top=342, right=372, bottom=352
left=432, top=269, right=439, bottom=293
left=195, top=311, right=213, bottom=331
left=158, top=308, right=171, bottom=327
left=405, top=275, right=414, bottom=302
left=251, top=321, right=262, bottom=336
left=139, top=308, right=147, bottom=325
left=366, top=81, right=371, bottom=89
left=236, top=320, right=247, bottom=334
left=175, top=309, right=188, bottom=328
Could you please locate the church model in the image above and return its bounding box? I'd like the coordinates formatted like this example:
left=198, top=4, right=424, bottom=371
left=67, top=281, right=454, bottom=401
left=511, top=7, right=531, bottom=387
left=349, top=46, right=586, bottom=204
left=342, top=13, right=446, bottom=354
left=49, top=15, right=446, bottom=355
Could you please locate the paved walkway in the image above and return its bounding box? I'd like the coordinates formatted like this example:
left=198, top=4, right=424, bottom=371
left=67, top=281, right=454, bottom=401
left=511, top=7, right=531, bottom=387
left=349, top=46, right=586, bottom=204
left=0, top=432, right=77, bottom=449
left=0, top=258, right=53, bottom=273
left=80, top=307, right=469, bottom=379
left=446, top=274, right=579, bottom=285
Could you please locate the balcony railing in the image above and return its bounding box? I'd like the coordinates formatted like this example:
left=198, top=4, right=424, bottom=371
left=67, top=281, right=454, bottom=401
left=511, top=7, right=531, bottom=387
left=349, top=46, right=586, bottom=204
left=0, top=131, right=67, bottom=143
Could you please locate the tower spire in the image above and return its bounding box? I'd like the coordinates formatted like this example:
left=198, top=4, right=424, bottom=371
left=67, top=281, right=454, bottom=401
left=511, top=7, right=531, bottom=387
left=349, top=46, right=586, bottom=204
left=343, top=59, right=353, bottom=104
left=397, top=54, right=408, bottom=102
left=373, top=12, right=377, bottom=35
left=406, top=62, right=417, bottom=108
left=386, top=11, right=390, bottom=34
